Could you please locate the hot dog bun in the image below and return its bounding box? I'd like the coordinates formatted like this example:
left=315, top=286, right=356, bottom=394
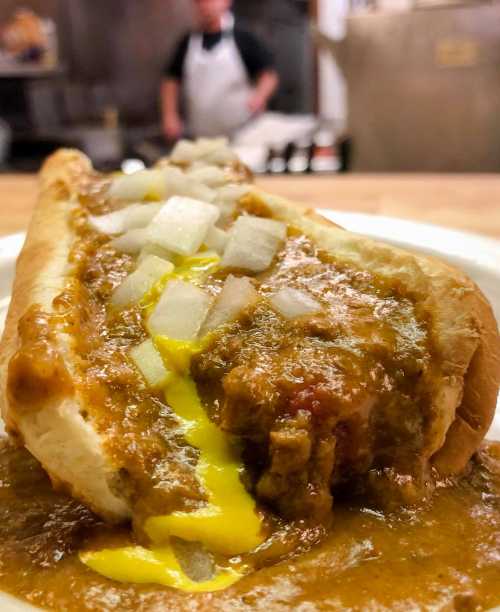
left=0, top=147, right=498, bottom=522
left=0, top=151, right=131, bottom=520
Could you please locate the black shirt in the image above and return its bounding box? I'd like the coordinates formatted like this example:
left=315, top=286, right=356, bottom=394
left=165, top=28, right=274, bottom=83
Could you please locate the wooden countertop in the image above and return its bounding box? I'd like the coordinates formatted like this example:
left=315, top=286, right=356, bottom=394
left=1, top=173, right=500, bottom=239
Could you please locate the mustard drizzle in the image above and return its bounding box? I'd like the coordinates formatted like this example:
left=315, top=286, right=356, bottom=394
left=81, top=254, right=264, bottom=591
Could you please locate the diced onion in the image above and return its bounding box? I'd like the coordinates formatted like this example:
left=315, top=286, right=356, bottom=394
left=123, top=203, right=163, bottom=229
left=138, top=243, right=174, bottom=264
left=110, top=165, right=217, bottom=203
left=197, top=138, right=236, bottom=165
left=89, top=203, right=163, bottom=236
left=204, top=148, right=236, bottom=166
left=111, top=255, right=174, bottom=308
left=202, top=275, right=258, bottom=334
left=164, top=166, right=216, bottom=203
left=216, top=184, right=250, bottom=205
left=215, top=201, right=236, bottom=227
left=148, top=280, right=212, bottom=341
left=188, top=165, right=228, bottom=187
left=213, top=184, right=251, bottom=226
left=170, top=140, right=199, bottom=164
left=148, top=196, right=220, bottom=257
left=221, top=215, right=287, bottom=272
left=204, top=226, right=228, bottom=254
left=170, top=138, right=236, bottom=166
left=109, top=169, right=167, bottom=201
left=270, top=287, right=322, bottom=319
left=109, top=228, right=149, bottom=254
left=130, top=339, right=171, bottom=389
left=88, top=209, right=129, bottom=235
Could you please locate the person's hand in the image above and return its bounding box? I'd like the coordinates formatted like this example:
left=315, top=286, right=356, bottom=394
left=163, top=113, right=183, bottom=142
left=248, top=90, right=267, bottom=116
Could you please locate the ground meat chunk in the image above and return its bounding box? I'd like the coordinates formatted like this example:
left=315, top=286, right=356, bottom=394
left=221, top=365, right=280, bottom=437
left=255, top=411, right=336, bottom=518
left=193, top=236, right=433, bottom=520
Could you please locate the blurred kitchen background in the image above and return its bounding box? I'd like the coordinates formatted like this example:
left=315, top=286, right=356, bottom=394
left=1, top=0, right=499, bottom=173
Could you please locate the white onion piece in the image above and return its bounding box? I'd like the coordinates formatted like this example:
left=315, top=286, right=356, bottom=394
left=170, top=139, right=199, bottom=164
left=202, top=275, right=258, bottom=334
left=163, top=165, right=187, bottom=193
left=164, top=166, right=216, bottom=203
left=110, top=228, right=149, bottom=254
left=188, top=160, right=212, bottom=171
left=221, top=215, right=287, bottom=272
left=188, top=165, right=228, bottom=187
left=88, top=209, right=129, bottom=235
left=204, top=226, right=228, bottom=254
left=148, top=280, right=212, bottom=341
left=216, top=184, right=250, bottom=204
left=171, top=138, right=236, bottom=166
left=89, top=203, right=163, bottom=236
left=111, top=256, right=174, bottom=308
left=215, top=201, right=236, bottom=227
left=186, top=182, right=216, bottom=203
left=110, top=169, right=167, bottom=201
left=138, top=243, right=174, bottom=264
left=196, top=137, right=228, bottom=154
left=270, top=287, right=322, bottom=319
left=205, top=147, right=237, bottom=166
left=148, top=196, right=220, bottom=257
left=130, top=339, right=171, bottom=389
left=214, top=184, right=251, bottom=226
left=198, top=138, right=236, bottom=165
left=124, top=203, right=163, bottom=229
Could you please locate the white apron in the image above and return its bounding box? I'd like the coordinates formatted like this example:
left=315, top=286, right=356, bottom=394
left=184, top=20, right=252, bottom=138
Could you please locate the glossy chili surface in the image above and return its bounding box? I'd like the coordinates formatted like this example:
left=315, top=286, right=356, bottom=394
left=0, top=438, right=498, bottom=611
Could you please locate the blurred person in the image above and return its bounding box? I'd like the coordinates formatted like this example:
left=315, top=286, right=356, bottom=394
left=162, top=0, right=279, bottom=140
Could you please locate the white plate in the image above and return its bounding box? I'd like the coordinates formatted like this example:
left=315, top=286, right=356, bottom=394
left=0, top=214, right=498, bottom=611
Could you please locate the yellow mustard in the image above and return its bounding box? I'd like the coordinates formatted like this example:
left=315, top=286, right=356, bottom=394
left=146, top=375, right=263, bottom=555
left=81, top=545, right=241, bottom=593
left=81, top=254, right=264, bottom=591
